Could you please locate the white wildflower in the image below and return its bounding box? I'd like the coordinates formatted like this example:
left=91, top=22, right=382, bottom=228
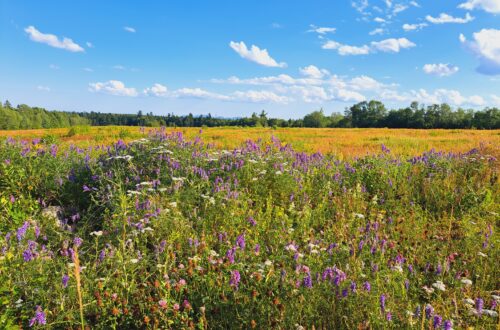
left=464, top=298, right=475, bottom=305
left=461, top=278, right=473, bottom=286
left=432, top=281, right=446, bottom=291
left=483, top=309, right=498, bottom=317
left=130, top=259, right=139, bottom=264
left=422, top=286, right=435, bottom=294
left=90, top=231, right=103, bottom=237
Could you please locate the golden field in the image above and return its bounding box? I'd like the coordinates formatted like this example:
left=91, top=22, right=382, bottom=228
left=1, top=126, right=499, bottom=159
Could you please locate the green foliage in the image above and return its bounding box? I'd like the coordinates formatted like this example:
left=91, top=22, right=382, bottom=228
left=2, top=101, right=499, bottom=130
left=0, top=134, right=498, bottom=328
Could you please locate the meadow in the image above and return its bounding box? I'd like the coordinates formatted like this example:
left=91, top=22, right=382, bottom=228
left=1, top=126, right=499, bottom=159
left=0, top=127, right=498, bottom=329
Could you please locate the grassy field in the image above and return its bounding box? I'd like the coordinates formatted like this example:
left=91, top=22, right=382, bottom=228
left=1, top=126, right=499, bottom=159
left=0, top=127, right=499, bottom=328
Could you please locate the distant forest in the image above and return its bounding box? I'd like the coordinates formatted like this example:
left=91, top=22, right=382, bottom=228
left=1, top=99, right=499, bottom=129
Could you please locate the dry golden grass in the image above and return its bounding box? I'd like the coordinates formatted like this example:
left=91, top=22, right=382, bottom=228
left=1, top=126, right=499, bottom=159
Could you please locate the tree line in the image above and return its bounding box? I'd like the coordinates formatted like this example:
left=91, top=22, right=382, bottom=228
left=1, top=100, right=499, bottom=130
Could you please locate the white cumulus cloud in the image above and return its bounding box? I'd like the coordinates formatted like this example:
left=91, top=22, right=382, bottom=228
left=460, top=29, right=500, bottom=75
left=403, top=23, right=428, bottom=31
left=24, top=26, right=84, bottom=52
left=423, top=63, right=460, bottom=77
left=458, top=0, right=500, bottom=14
left=371, top=38, right=416, bottom=53
left=299, top=65, right=330, bottom=79
left=229, top=41, right=287, bottom=68
left=89, top=80, right=138, bottom=97
left=426, top=13, right=475, bottom=24
left=144, top=83, right=168, bottom=97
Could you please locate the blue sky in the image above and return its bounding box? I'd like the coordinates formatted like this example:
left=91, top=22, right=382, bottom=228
left=1, top=0, right=500, bottom=118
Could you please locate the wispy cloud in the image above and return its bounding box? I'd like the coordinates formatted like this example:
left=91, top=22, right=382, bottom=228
left=229, top=41, right=287, bottom=68
left=37, top=85, right=50, bottom=92
left=24, top=26, right=84, bottom=52
left=124, top=26, right=136, bottom=33
left=426, top=13, right=474, bottom=24
left=323, top=38, right=415, bottom=55
left=308, top=24, right=336, bottom=35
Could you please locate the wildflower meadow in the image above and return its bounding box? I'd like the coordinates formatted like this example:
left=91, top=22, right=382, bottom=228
left=0, top=129, right=498, bottom=329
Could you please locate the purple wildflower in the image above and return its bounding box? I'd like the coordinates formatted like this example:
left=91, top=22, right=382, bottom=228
left=247, top=216, right=257, bottom=226
left=443, top=320, right=453, bottom=330
left=229, top=270, right=241, bottom=290
left=363, top=281, right=371, bottom=292
left=29, top=306, right=46, bottom=327
left=425, top=304, right=434, bottom=319
left=386, top=312, right=392, bottom=321
left=236, top=234, right=245, bottom=250
left=17, top=221, right=29, bottom=241
left=226, top=247, right=236, bottom=264
left=380, top=294, right=386, bottom=312
left=475, top=298, right=484, bottom=315
left=62, top=274, right=69, bottom=288
left=73, top=237, right=83, bottom=248
left=350, top=281, right=357, bottom=293
left=303, top=273, right=313, bottom=288
left=433, top=315, right=442, bottom=329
